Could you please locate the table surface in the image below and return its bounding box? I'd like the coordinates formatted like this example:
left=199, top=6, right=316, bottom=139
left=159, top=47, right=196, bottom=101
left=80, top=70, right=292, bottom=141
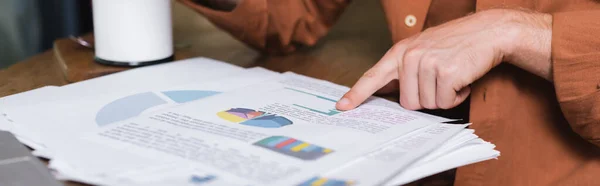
left=0, top=0, right=456, bottom=185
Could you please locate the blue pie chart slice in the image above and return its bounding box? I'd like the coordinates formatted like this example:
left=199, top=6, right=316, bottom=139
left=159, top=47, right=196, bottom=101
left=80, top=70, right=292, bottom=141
left=95, top=90, right=220, bottom=126
left=162, top=90, right=220, bottom=103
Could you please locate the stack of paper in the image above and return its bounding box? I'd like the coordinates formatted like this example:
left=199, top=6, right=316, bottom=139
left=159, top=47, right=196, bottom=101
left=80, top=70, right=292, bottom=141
left=0, top=57, right=499, bottom=186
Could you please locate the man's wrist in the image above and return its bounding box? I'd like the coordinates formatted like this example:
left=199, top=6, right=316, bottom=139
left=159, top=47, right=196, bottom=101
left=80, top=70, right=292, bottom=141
left=501, top=9, right=553, bottom=81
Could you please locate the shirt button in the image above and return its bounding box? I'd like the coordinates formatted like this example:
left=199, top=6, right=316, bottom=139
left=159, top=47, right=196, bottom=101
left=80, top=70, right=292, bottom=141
left=405, top=15, right=417, bottom=27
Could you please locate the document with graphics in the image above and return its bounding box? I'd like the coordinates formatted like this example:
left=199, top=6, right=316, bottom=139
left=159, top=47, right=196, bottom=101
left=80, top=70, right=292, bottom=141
left=1, top=57, right=245, bottom=153
left=2, top=67, right=278, bottom=159
left=51, top=72, right=459, bottom=186
left=47, top=124, right=497, bottom=186
left=1, top=57, right=498, bottom=186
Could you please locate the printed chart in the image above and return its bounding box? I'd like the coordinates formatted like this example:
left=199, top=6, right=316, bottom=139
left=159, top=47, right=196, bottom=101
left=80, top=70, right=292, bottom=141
left=284, top=88, right=342, bottom=116
left=253, top=136, right=333, bottom=160
left=217, top=108, right=293, bottom=128
left=96, top=90, right=220, bottom=126
left=298, top=177, right=355, bottom=186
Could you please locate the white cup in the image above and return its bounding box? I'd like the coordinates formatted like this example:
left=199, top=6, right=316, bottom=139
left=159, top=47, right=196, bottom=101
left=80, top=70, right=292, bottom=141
left=92, top=0, right=174, bottom=66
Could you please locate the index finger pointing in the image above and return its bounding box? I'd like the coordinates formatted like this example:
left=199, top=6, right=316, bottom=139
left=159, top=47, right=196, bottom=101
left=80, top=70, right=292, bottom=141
left=336, top=48, right=403, bottom=110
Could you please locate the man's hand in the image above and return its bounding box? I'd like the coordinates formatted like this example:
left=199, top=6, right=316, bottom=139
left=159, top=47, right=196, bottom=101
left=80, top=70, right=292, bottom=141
left=336, top=9, right=552, bottom=111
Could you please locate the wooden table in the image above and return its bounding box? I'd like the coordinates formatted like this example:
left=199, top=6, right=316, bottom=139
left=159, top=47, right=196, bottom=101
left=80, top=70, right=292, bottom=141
left=0, top=0, right=458, bottom=185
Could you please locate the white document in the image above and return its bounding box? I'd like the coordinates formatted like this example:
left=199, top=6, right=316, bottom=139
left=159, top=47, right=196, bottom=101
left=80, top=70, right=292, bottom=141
left=5, top=67, right=278, bottom=158
left=321, top=123, right=468, bottom=186
left=3, top=57, right=244, bottom=150
left=390, top=141, right=499, bottom=185
left=51, top=129, right=499, bottom=186
left=2, top=57, right=243, bottom=113
left=0, top=86, right=65, bottom=149
left=0, top=86, right=62, bottom=131
left=0, top=115, right=9, bottom=132
left=412, top=129, right=479, bottom=166
left=48, top=126, right=497, bottom=186
left=50, top=158, right=239, bottom=186
left=0, top=86, right=61, bottom=107
left=58, top=57, right=244, bottom=96
left=1, top=57, right=499, bottom=186
left=53, top=72, right=443, bottom=186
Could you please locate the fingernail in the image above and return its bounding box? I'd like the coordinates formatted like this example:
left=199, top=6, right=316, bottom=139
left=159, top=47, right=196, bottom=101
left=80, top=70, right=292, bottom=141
left=337, top=98, right=350, bottom=106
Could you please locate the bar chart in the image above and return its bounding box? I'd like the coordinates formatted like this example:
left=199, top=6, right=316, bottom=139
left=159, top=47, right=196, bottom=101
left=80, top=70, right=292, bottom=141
left=253, top=136, right=333, bottom=160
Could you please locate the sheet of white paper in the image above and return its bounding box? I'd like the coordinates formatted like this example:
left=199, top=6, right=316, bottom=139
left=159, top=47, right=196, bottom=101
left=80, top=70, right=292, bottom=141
left=389, top=142, right=499, bottom=185
left=0, top=86, right=61, bottom=106
left=58, top=57, right=244, bottom=96
left=6, top=67, right=279, bottom=159
left=47, top=114, right=492, bottom=186
left=324, top=126, right=498, bottom=186
left=50, top=158, right=241, bottom=186
left=0, top=115, right=11, bottom=132
left=2, top=57, right=243, bottom=114
left=412, top=129, right=479, bottom=166
left=32, top=150, right=54, bottom=159
left=0, top=86, right=66, bottom=150
left=50, top=127, right=496, bottom=186
left=321, top=123, right=468, bottom=186
left=53, top=72, right=441, bottom=186
left=107, top=162, right=239, bottom=186
left=50, top=159, right=107, bottom=186
left=4, top=57, right=244, bottom=149
left=0, top=86, right=62, bottom=131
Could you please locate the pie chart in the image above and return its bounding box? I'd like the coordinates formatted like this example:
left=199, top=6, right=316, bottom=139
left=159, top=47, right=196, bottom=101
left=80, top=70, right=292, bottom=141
left=217, top=108, right=293, bottom=128
left=95, top=90, right=220, bottom=126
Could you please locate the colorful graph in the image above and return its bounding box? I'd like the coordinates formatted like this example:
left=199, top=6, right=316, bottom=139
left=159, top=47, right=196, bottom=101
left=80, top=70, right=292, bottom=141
left=254, top=136, right=333, bottom=160
left=297, top=177, right=355, bottom=186
left=217, top=108, right=293, bottom=128
left=96, top=90, right=220, bottom=126
left=285, top=88, right=342, bottom=116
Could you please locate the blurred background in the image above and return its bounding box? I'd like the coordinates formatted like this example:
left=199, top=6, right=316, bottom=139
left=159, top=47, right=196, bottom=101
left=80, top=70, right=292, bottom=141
left=0, top=0, right=391, bottom=70
left=0, top=0, right=93, bottom=68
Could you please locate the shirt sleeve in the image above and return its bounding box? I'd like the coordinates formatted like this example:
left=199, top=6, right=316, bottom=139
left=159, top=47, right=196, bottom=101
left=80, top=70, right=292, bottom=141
left=551, top=10, right=600, bottom=147
left=177, top=0, right=350, bottom=54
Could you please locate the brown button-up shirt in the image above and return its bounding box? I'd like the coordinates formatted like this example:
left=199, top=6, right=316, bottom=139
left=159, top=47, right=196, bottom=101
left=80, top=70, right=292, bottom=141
left=179, top=0, right=600, bottom=185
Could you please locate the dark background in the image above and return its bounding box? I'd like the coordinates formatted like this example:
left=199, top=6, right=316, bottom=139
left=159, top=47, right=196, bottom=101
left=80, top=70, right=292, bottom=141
left=0, top=0, right=93, bottom=68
